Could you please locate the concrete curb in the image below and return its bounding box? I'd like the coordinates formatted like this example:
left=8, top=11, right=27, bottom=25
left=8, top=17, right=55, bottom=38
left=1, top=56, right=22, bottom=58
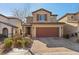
left=28, top=49, right=35, bottom=55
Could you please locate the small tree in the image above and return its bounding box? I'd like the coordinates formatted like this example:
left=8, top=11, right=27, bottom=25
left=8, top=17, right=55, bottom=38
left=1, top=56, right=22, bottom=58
left=12, top=4, right=31, bottom=22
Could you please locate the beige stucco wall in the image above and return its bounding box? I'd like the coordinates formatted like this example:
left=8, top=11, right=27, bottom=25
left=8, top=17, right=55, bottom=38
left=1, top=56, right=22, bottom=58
left=75, top=13, right=79, bottom=17
left=8, top=19, right=17, bottom=26
left=31, top=24, right=63, bottom=37
left=0, top=22, right=16, bottom=37
left=32, top=10, right=57, bottom=22
left=59, top=15, right=79, bottom=35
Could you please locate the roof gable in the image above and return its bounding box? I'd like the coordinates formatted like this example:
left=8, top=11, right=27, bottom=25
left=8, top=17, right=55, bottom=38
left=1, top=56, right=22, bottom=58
left=58, top=12, right=79, bottom=21
left=32, top=8, right=52, bottom=14
left=0, top=14, right=8, bottom=19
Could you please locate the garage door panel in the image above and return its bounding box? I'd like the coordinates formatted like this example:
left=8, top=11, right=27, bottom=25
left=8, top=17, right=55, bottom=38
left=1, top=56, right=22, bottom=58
left=36, top=27, right=59, bottom=37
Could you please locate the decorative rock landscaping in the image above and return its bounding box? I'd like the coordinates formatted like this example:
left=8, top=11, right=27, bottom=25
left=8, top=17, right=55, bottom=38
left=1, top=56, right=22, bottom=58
left=5, top=48, right=31, bottom=55
left=0, top=35, right=33, bottom=55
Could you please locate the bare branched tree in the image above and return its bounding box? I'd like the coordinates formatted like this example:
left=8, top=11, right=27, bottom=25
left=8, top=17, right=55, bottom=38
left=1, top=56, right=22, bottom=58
left=12, top=4, right=31, bottom=22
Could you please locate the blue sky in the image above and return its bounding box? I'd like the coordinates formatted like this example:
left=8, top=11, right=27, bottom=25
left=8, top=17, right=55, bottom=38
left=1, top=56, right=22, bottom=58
left=0, top=3, right=79, bottom=18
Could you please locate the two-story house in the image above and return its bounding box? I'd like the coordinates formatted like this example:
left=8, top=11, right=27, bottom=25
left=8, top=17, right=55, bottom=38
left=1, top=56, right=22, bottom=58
left=59, top=12, right=79, bottom=37
left=23, top=8, right=64, bottom=38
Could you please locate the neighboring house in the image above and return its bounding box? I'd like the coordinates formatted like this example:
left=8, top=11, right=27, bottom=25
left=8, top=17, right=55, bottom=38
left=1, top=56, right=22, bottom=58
left=59, top=12, right=79, bottom=37
left=23, top=8, right=64, bottom=38
left=0, top=14, right=22, bottom=37
left=8, top=17, right=23, bottom=35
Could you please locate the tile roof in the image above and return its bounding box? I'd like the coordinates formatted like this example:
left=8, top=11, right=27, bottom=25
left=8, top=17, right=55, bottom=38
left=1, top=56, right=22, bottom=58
left=0, top=21, right=18, bottom=28
left=0, top=14, right=22, bottom=22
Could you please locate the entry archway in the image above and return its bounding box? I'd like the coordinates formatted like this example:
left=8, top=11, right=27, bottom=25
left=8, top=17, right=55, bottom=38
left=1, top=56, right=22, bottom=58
left=2, top=28, right=8, bottom=37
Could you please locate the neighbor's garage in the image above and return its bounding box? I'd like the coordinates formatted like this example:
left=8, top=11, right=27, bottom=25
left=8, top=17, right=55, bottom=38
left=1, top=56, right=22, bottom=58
left=36, top=27, right=59, bottom=37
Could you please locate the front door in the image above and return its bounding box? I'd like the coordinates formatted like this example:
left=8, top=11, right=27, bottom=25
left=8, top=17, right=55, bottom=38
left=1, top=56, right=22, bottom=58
left=25, top=27, right=31, bottom=36
left=27, top=27, right=31, bottom=35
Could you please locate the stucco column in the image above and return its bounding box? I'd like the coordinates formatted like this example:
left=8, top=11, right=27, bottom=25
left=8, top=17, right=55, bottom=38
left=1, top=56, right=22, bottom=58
left=32, top=26, right=36, bottom=38
left=23, top=26, right=27, bottom=37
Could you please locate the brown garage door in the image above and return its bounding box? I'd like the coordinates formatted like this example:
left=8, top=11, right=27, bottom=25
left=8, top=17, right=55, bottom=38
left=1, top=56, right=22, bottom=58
left=36, top=27, right=59, bottom=37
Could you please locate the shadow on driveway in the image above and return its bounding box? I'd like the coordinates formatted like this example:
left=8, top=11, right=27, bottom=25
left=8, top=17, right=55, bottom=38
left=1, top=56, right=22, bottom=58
left=36, top=37, right=79, bottom=52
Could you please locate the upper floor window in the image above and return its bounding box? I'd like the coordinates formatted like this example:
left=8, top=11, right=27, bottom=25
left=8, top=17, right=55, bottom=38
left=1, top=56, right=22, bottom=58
left=68, top=15, right=74, bottom=21
left=71, top=16, right=74, bottom=19
left=37, top=14, right=47, bottom=22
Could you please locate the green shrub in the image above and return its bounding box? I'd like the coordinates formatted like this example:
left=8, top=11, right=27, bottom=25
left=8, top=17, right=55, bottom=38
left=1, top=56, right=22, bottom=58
left=4, top=38, right=13, bottom=49
left=13, top=35, right=23, bottom=48
left=3, top=36, right=33, bottom=49
left=16, top=40, right=23, bottom=48
left=22, top=38, right=33, bottom=48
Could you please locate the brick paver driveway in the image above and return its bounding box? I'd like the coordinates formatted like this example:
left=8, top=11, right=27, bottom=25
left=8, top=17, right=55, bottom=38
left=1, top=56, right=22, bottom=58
left=31, top=37, right=79, bottom=55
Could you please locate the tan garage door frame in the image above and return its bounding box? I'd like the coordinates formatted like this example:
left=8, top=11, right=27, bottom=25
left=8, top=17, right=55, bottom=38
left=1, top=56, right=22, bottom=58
left=31, top=24, right=63, bottom=38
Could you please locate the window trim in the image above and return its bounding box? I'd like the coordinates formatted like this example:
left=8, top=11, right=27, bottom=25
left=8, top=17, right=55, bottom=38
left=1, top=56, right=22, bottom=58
left=37, top=14, right=47, bottom=21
